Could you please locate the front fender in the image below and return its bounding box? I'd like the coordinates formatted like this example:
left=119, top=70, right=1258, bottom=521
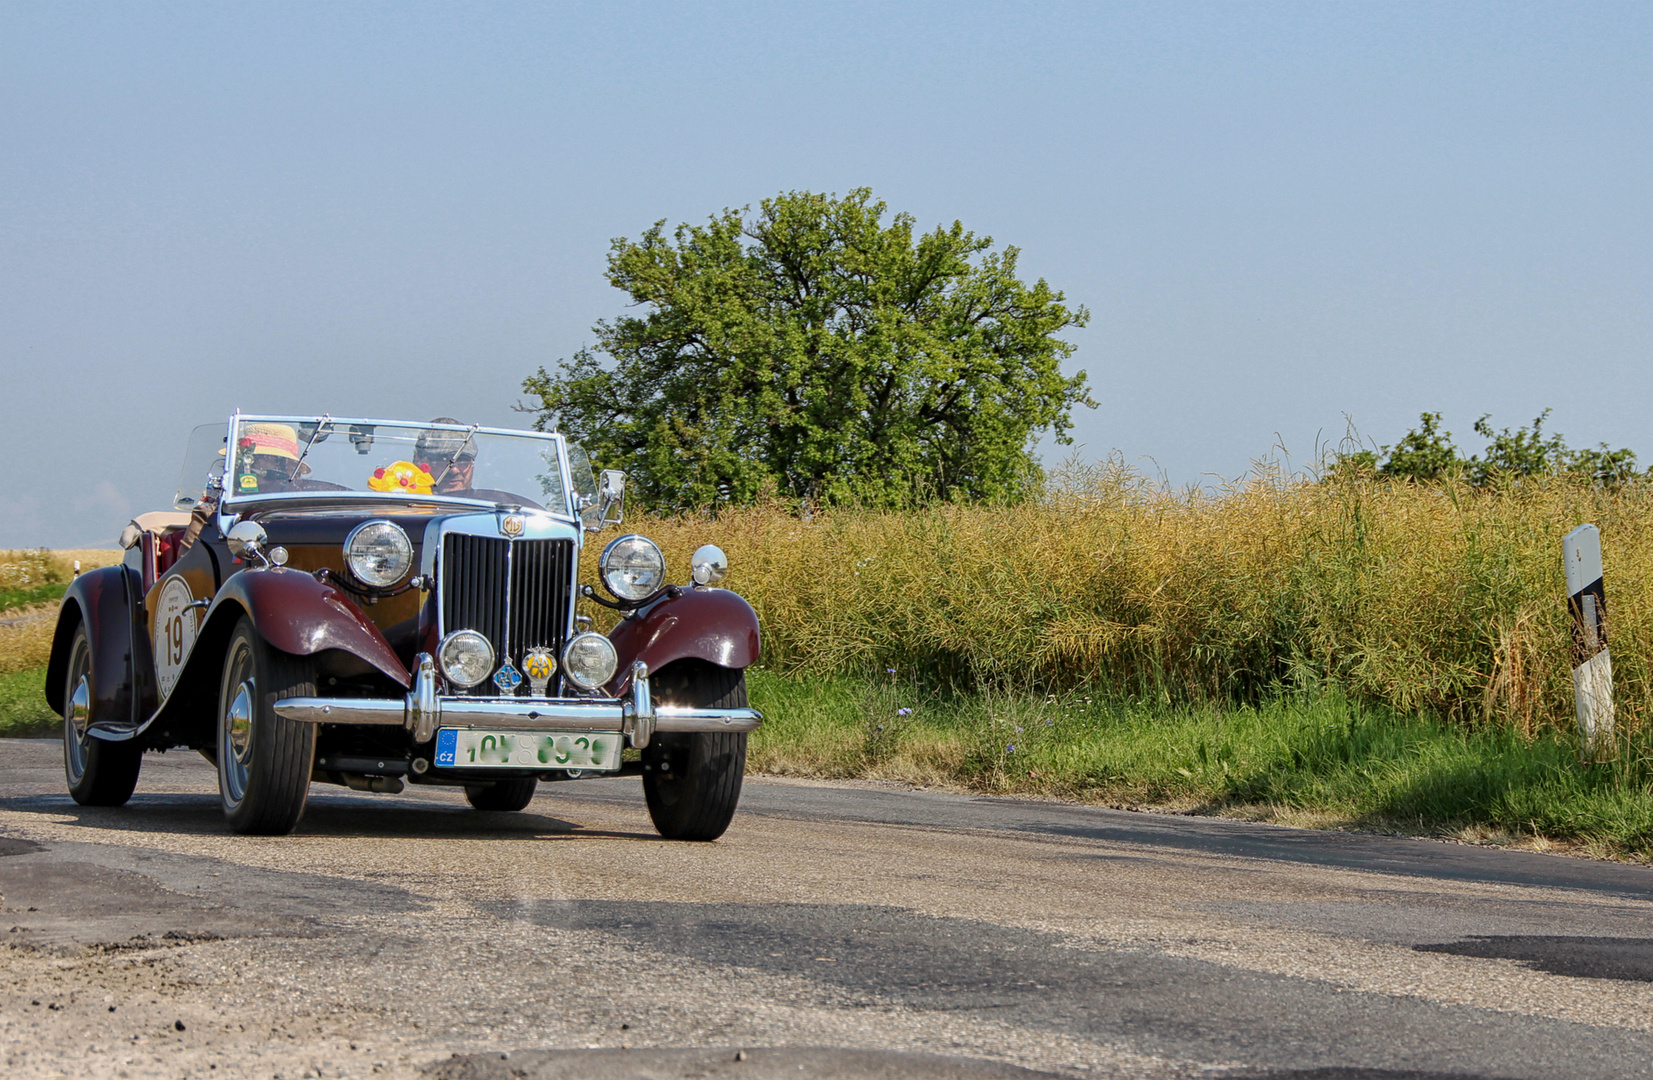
left=606, top=588, right=761, bottom=695
left=44, top=565, right=139, bottom=724
left=145, top=567, right=413, bottom=746
left=205, top=568, right=412, bottom=689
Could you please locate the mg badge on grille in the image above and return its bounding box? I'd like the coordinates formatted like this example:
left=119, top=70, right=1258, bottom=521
left=500, top=514, right=525, bottom=537
left=493, top=660, right=524, bottom=694
left=523, top=647, right=556, bottom=696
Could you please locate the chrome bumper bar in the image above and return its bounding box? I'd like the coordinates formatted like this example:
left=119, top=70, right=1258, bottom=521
left=271, top=655, right=761, bottom=749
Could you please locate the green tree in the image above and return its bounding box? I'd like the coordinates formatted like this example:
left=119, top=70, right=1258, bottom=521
left=1378, top=411, right=1461, bottom=481
left=521, top=189, right=1093, bottom=512
left=1345, top=409, right=1642, bottom=487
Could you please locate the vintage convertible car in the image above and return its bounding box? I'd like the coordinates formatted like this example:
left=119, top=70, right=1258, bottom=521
left=45, top=413, right=762, bottom=839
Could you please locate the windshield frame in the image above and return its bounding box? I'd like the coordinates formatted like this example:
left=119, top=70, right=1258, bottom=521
left=215, top=412, right=577, bottom=522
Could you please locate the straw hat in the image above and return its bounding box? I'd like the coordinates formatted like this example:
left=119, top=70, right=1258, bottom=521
left=239, top=423, right=301, bottom=461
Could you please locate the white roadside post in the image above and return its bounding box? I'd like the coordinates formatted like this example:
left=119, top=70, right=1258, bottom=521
left=1563, top=524, right=1614, bottom=763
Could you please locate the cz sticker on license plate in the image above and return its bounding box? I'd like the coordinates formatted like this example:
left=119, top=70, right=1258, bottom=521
left=433, top=729, right=622, bottom=771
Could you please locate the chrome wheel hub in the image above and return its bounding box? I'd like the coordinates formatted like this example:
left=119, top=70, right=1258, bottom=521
left=220, top=669, right=255, bottom=807
left=227, top=682, right=254, bottom=764
left=64, top=674, right=91, bottom=781
left=68, top=675, right=90, bottom=742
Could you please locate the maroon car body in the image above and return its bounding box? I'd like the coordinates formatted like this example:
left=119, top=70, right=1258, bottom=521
left=47, top=413, right=762, bottom=840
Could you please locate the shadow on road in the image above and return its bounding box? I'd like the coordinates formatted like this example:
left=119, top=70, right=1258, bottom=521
left=0, top=791, right=663, bottom=842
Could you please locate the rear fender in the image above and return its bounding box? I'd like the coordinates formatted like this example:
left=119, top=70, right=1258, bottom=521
left=606, top=588, right=761, bottom=696
left=147, top=568, right=412, bottom=744
left=44, top=565, right=140, bottom=726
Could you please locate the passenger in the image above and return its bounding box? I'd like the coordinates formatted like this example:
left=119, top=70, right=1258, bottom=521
left=233, top=423, right=308, bottom=495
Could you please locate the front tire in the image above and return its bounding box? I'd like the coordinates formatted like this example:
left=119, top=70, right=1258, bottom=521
left=62, top=624, right=142, bottom=806
left=217, top=616, right=317, bottom=835
left=464, top=777, right=538, bottom=811
left=642, top=663, right=748, bottom=841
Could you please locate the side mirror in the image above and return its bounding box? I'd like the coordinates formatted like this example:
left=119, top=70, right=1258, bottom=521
left=592, top=469, right=625, bottom=530
left=225, top=520, right=268, bottom=559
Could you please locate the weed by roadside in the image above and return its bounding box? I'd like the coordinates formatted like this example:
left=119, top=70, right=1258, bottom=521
left=0, top=667, right=56, bottom=738
left=746, top=669, right=1653, bottom=858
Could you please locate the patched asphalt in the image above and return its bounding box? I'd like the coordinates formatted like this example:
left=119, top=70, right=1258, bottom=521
left=2, top=739, right=1653, bottom=1079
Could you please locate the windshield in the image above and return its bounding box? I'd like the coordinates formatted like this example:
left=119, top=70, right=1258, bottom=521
left=215, top=416, right=571, bottom=514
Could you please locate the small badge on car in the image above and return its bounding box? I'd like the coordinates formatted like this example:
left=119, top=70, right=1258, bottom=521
left=500, top=514, right=525, bottom=537
left=492, top=660, right=524, bottom=694
left=522, top=647, right=556, bottom=696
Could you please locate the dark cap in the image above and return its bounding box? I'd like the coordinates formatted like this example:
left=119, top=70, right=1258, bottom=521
left=416, top=418, right=477, bottom=461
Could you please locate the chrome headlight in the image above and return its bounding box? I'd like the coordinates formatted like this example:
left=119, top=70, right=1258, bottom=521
left=562, top=632, right=618, bottom=690
left=599, top=534, right=666, bottom=601
left=344, top=520, right=413, bottom=587
left=438, top=630, right=496, bottom=688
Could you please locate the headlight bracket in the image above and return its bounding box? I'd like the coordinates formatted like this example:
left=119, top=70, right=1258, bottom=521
left=580, top=582, right=678, bottom=612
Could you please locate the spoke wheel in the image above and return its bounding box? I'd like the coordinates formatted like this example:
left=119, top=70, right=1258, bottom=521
left=641, top=662, right=748, bottom=841
left=464, top=777, right=538, bottom=811
left=217, top=616, right=317, bottom=835
left=62, top=624, right=142, bottom=806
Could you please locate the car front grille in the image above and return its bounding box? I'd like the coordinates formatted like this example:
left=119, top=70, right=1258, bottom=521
left=441, top=535, right=575, bottom=693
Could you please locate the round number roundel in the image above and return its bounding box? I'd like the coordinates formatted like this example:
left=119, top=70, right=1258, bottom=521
left=153, top=577, right=198, bottom=700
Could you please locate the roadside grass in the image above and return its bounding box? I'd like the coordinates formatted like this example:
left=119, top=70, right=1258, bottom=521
left=0, top=582, right=68, bottom=613
left=0, top=548, right=120, bottom=676
left=746, top=668, right=1653, bottom=858
left=0, top=611, right=56, bottom=675
left=0, top=667, right=56, bottom=739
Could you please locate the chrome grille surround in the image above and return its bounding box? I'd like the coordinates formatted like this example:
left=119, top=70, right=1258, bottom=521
left=428, top=512, right=580, bottom=696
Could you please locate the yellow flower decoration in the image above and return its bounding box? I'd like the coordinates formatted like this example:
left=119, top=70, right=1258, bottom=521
left=368, top=460, right=436, bottom=495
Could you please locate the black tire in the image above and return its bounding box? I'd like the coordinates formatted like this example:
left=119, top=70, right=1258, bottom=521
left=62, top=624, right=142, bottom=806
left=217, top=616, right=317, bottom=835
left=464, top=777, right=538, bottom=811
left=642, top=663, right=748, bottom=841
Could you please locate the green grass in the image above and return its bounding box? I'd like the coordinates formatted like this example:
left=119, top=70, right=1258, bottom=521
left=0, top=666, right=57, bottom=738
left=746, top=668, right=1653, bottom=858
left=0, top=582, right=67, bottom=615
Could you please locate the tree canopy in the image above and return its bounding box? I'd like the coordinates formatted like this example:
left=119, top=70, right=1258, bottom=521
left=1339, top=410, right=1641, bottom=486
left=522, top=189, right=1092, bottom=512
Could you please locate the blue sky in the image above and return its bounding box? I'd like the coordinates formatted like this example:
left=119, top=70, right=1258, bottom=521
left=3, top=1, right=1649, bottom=546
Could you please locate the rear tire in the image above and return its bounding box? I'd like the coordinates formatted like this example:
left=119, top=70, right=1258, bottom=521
left=217, top=617, right=317, bottom=835
left=464, top=777, right=538, bottom=811
left=642, top=663, right=748, bottom=841
left=62, top=624, right=142, bottom=807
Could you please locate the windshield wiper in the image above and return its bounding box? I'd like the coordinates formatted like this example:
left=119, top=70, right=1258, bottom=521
left=288, top=414, right=332, bottom=481
left=431, top=423, right=481, bottom=488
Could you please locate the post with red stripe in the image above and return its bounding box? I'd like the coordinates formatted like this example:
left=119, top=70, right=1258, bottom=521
left=1563, top=524, right=1614, bottom=763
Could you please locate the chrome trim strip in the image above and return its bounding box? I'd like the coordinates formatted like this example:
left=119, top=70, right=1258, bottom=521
left=233, top=414, right=567, bottom=442
left=273, top=699, right=408, bottom=725
left=654, top=706, right=763, bottom=732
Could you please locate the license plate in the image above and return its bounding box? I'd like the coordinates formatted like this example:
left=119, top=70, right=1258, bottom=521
left=433, top=729, right=622, bottom=771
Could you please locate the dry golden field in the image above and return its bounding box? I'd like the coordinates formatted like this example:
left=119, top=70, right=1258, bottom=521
left=0, top=548, right=120, bottom=675
left=5, top=469, right=1649, bottom=740
left=634, top=465, right=1653, bottom=737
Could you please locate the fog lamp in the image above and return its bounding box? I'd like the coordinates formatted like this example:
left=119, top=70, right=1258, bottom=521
left=438, top=630, right=496, bottom=688
left=562, top=632, right=618, bottom=691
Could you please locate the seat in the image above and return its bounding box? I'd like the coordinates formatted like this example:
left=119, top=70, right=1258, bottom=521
left=119, top=511, right=193, bottom=551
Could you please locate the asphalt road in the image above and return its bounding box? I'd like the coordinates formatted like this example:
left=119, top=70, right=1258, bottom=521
left=2, top=739, right=1653, bottom=1080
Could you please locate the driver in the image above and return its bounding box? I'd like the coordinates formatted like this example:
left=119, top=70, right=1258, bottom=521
left=413, top=418, right=478, bottom=495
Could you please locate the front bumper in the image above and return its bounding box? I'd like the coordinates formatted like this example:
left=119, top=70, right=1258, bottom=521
left=272, top=654, right=760, bottom=750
